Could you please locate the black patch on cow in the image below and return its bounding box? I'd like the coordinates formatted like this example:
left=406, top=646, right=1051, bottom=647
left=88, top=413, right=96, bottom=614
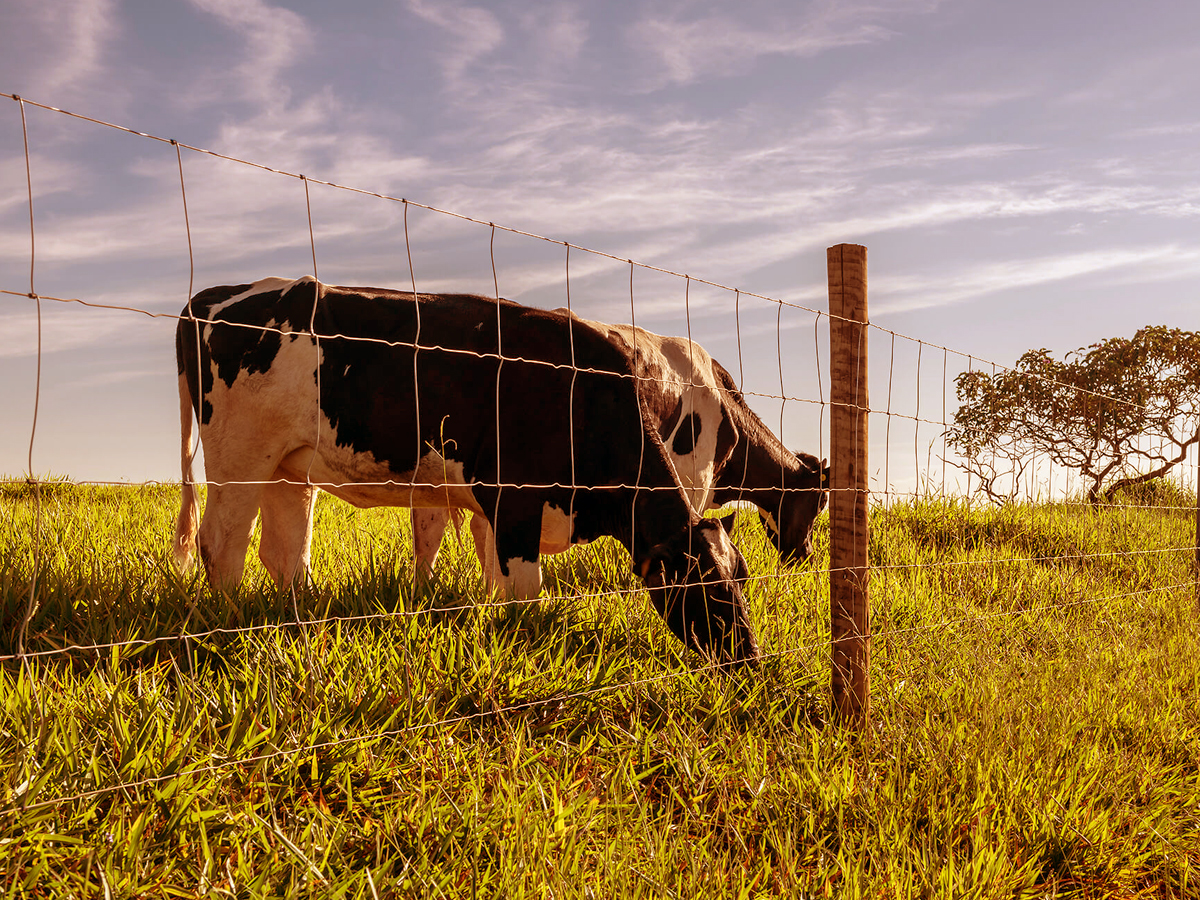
left=309, top=288, right=427, bottom=460
left=207, top=320, right=282, bottom=390
left=672, top=412, right=702, bottom=456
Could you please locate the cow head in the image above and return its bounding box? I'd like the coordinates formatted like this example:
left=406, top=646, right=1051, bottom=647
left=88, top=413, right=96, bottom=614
left=759, top=454, right=829, bottom=567
left=636, top=516, right=761, bottom=667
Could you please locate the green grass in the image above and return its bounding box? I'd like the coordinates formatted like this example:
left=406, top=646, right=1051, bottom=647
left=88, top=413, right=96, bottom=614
left=1, top=482, right=1198, bottom=897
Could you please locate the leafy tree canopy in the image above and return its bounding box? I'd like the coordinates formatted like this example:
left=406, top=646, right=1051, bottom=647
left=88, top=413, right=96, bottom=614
left=946, top=326, right=1200, bottom=503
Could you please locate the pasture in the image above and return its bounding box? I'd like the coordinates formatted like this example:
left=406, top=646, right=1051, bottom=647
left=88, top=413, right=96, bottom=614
left=1, top=481, right=1198, bottom=897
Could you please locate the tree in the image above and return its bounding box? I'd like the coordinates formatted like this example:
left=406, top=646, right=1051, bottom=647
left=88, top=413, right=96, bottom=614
left=946, top=326, right=1200, bottom=504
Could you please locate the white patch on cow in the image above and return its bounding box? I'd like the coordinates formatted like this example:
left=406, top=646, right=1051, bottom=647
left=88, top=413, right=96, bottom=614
left=198, top=328, right=319, bottom=482
left=570, top=315, right=725, bottom=514
left=656, top=336, right=723, bottom=510
left=540, top=502, right=577, bottom=554
left=299, top=440, right=481, bottom=514
left=502, top=558, right=544, bottom=600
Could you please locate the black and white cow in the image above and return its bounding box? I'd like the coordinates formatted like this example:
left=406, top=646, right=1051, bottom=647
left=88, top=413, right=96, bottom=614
left=173, top=276, right=760, bottom=665
left=413, top=312, right=829, bottom=580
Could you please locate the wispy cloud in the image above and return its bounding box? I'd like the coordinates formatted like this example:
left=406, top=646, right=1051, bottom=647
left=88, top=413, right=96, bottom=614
left=187, top=0, right=314, bottom=109
left=0, top=305, right=130, bottom=359
left=405, top=0, right=505, bottom=89
left=519, top=2, right=588, bottom=67
left=1057, top=43, right=1200, bottom=112
left=626, top=0, right=945, bottom=88
left=0, top=153, right=86, bottom=218
left=872, top=245, right=1200, bottom=316
left=7, top=0, right=118, bottom=100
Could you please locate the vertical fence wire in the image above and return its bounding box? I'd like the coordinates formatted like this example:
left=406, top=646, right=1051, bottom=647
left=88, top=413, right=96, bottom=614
left=560, top=242, right=596, bottom=604
left=488, top=224, right=505, bottom=590
left=564, top=243, right=579, bottom=530
left=732, top=289, right=757, bottom=503
left=405, top=201, right=423, bottom=517
left=880, top=330, right=897, bottom=673
left=773, top=296, right=790, bottom=617
left=913, top=339, right=921, bottom=498
left=302, top=175, right=322, bottom=491
left=964, top=355, right=974, bottom=503
left=884, top=331, right=895, bottom=507
left=683, top=275, right=700, bottom=507
left=296, top=175, right=322, bottom=673
left=15, top=97, right=41, bottom=664
left=173, top=138, right=204, bottom=672
left=989, top=362, right=999, bottom=501
left=14, top=94, right=47, bottom=747
left=175, top=140, right=201, bottom=509
left=814, top=311, right=826, bottom=472
left=627, top=261, right=646, bottom=559
left=941, top=347, right=948, bottom=497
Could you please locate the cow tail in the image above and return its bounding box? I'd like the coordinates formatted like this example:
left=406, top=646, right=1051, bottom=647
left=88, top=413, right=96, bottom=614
left=173, top=370, right=201, bottom=572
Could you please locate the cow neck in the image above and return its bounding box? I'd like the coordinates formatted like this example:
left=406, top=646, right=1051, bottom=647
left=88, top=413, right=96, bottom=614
left=710, top=381, right=806, bottom=507
left=624, top=482, right=696, bottom=562
left=617, top=425, right=698, bottom=562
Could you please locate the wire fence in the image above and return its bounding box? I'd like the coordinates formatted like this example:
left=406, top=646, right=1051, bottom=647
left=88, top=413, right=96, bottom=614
left=2, top=91, right=1199, bottom=824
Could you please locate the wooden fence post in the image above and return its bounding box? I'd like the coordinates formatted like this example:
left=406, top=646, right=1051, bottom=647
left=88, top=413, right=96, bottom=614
left=827, top=243, right=870, bottom=729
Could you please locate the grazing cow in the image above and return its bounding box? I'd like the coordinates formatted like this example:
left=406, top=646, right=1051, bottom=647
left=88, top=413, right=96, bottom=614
left=173, top=276, right=760, bottom=665
left=413, top=312, right=828, bottom=579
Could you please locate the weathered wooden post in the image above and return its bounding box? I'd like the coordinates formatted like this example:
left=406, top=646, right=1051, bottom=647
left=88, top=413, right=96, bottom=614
left=827, top=243, right=870, bottom=729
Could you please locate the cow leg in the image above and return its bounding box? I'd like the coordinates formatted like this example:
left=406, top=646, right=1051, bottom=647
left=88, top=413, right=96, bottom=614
left=411, top=507, right=451, bottom=583
left=471, top=499, right=544, bottom=600
left=258, top=480, right=318, bottom=587
left=196, top=482, right=265, bottom=592
left=469, top=512, right=501, bottom=591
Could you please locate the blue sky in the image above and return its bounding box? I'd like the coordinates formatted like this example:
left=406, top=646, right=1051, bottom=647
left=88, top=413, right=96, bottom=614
left=1, top=0, right=1198, bottom=491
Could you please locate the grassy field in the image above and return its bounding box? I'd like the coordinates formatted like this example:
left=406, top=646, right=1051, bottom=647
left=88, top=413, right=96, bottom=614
left=1, top=481, right=1198, bottom=898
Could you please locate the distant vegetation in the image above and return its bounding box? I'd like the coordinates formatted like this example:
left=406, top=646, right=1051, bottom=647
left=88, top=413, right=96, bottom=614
left=948, top=326, right=1200, bottom=504
left=1, top=483, right=1198, bottom=896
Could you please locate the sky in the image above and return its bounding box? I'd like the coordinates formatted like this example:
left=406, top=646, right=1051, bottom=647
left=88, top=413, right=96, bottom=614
left=1, top=0, right=1198, bottom=494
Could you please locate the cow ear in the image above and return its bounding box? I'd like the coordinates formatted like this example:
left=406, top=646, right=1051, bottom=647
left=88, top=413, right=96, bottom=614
left=821, top=458, right=830, bottom=485
left=715, top=511, right=737, bottom=535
